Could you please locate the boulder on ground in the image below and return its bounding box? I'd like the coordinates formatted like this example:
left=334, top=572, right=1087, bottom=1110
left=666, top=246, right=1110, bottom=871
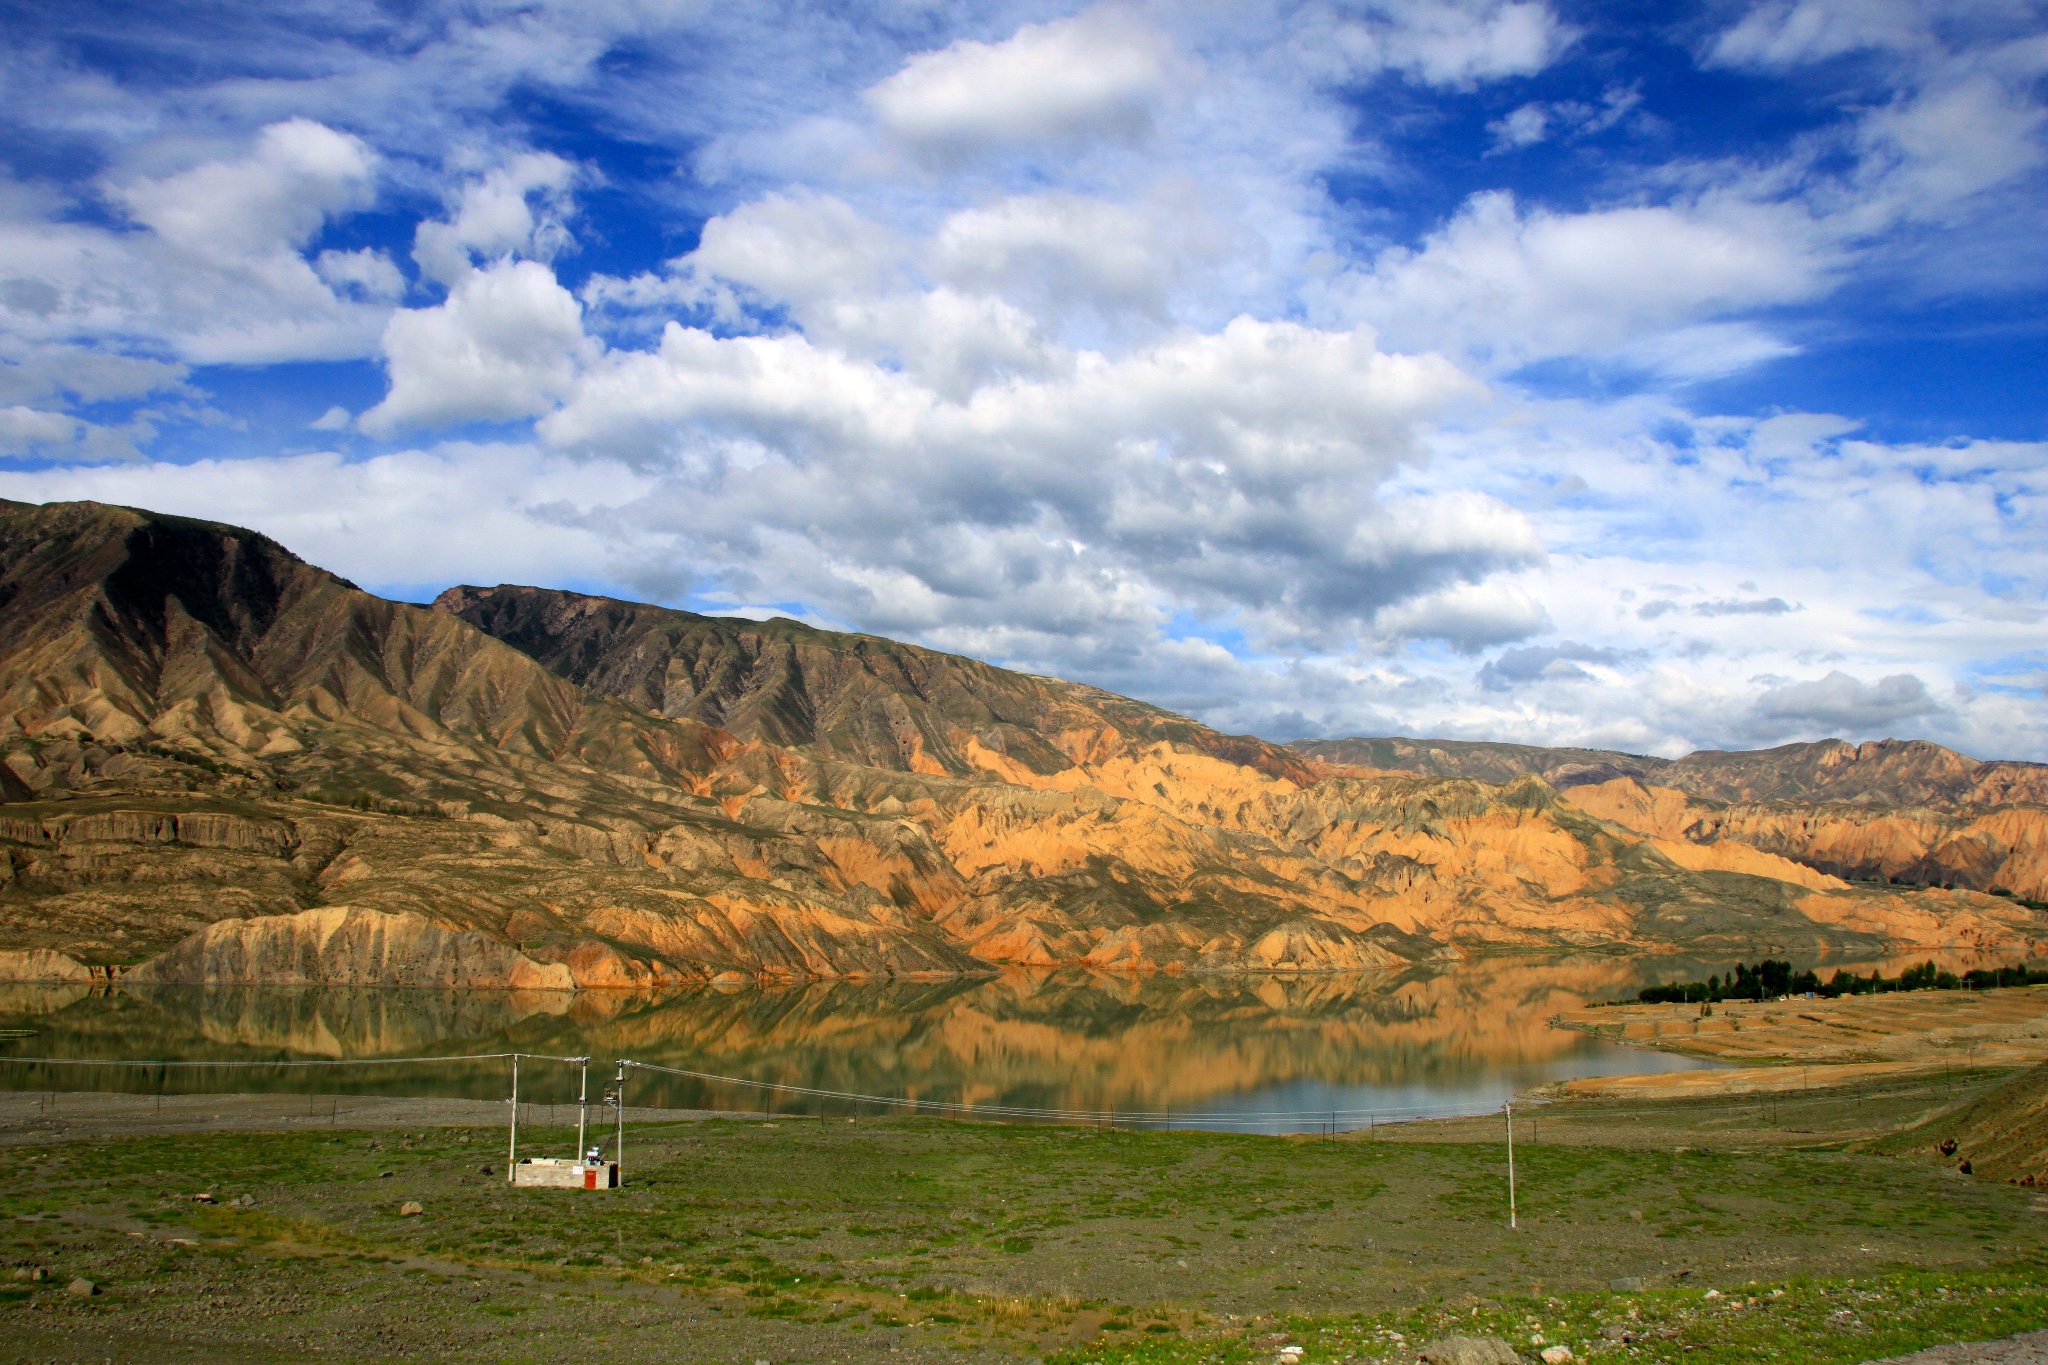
left=399, top=1200, right=424, bottom=1217
left=66, top=1278, right=96, bottom=1297
left=1419, top=1337, right=1522, bottom=1365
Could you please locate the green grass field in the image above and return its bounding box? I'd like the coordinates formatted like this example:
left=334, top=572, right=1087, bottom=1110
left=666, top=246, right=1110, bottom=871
left=0, top=1091, right=2040, bottom=1362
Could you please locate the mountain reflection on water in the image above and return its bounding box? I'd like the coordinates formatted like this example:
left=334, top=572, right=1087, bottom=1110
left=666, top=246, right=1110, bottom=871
left=0, top=955, right=1867, bottom=1130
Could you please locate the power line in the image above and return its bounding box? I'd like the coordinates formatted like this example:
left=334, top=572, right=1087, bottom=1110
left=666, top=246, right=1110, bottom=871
left=619, top=1059, right=1991, bottom=1127
left=620, top=1059, right=1512, bottom=1123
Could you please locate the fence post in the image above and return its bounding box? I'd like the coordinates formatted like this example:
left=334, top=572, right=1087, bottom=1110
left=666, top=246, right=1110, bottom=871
left=1504, top=1101, right=1517, bottom=1230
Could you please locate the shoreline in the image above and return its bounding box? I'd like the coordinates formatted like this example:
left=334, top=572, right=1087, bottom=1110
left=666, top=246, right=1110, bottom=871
left=1542, top=980, right=2048, bottom=1100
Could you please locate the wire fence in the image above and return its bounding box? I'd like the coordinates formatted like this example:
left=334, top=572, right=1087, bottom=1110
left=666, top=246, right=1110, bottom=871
left=0, top=1050, right=2007, bottom=1135
left=0, top=1051, right=586, bottom=1069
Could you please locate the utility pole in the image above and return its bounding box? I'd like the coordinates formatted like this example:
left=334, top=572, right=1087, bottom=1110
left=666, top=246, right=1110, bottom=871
left=507, top=1054, right=519, bottom=1184
left=577, top=1058, right=589, bottom=1160
left=1505, top=1101, right=1517, bottom=1230
left=614, top=1061, right=627, bottom=1185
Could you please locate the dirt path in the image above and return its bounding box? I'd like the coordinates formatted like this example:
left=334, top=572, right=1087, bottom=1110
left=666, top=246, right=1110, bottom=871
left=0, top=1089, right=770, bottom=1143
left=1878, top=1329, right=2048, bottom=1363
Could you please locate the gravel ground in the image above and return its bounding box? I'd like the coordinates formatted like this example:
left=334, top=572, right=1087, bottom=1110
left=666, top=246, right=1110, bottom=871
left=1879, top=1330, right=2048, bottom=1363
left=0, top=1092, right=2039, bottom=1364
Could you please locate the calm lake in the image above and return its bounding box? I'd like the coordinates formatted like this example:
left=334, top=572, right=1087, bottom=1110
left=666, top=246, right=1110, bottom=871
left=0, top=955, right=1798, bottom=1132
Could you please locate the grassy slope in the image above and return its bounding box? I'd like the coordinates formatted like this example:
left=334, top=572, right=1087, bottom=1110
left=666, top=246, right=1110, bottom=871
left=0, top=1101, right=2044, bottom=1362
left=1870, top=1059, right=2048, bottom=1184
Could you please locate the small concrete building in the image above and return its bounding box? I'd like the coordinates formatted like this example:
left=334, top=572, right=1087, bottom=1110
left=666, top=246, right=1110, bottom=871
left=512, top=1156, right=619, bottom=1189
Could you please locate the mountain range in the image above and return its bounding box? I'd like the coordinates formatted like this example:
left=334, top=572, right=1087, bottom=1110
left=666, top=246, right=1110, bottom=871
left=0, top=498, right=2041, bottom=988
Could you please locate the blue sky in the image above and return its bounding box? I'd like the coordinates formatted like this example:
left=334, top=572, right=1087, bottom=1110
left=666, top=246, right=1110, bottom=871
left=1, top=0, right=2044, bottom=759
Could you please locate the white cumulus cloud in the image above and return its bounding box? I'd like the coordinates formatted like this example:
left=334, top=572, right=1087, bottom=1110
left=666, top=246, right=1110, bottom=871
left=867, top=8, right=1174, bottom=157
left=361, top=259, right=599, bottom=437
left=0, top=119, right=391, bottom=366
left=413, top=152, right=579, bottom=287
left=1334, top=190, right=1831, bottom=374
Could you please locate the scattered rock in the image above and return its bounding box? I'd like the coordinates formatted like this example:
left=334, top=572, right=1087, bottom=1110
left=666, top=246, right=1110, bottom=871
left=12, top=1268, right=45, bottom=1282
left=1704, top=1289, right=1722, bottom=1300
left=234, top=1194, right=255, bottom=1207
left=379, top=1171, right=395, bottom=1179
left=1418, top=1337, right=1522, bottom=1365
left=1601, top=1326, right=1635, bottom=1343
left=1540, top=1348, right=1574, bottom=1364
left=66, top=1278, right=96, bottom=1297
left=1610, top=1277, right=1645, bottom=1292
left=399, top=1201, right=423, bottom=1217
left=189, top=1193, right=215, bottom=1203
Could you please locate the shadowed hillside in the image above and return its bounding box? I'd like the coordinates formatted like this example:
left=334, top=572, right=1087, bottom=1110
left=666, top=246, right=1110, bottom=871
left=432, top=584, right=1315, bottom=784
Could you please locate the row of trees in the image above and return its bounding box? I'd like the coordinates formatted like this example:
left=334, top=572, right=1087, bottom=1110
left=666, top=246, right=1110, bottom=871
left=1637, top=957, right=2048, bottom=1004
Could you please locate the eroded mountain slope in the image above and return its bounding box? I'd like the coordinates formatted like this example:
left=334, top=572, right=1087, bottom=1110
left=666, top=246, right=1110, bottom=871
left=0, top=499, right=2038, bottom=986
left=1569, top=776, right=2048, bottom=902
left=446, top=582, right=2047, bottom=973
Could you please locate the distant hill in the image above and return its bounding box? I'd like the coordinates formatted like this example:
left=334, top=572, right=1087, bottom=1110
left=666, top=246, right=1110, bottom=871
left=1296, top=735, right=2048, bottom=900
left=0, top=498, right=2040, bottom=988
left=1290, top=736, right=1659, bottom=790
left=1292, top=735, right=2048, bottom=809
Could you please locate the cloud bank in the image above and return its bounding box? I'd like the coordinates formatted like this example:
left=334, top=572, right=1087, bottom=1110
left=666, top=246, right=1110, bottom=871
left=0, top=0, right=2042, bottom=760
